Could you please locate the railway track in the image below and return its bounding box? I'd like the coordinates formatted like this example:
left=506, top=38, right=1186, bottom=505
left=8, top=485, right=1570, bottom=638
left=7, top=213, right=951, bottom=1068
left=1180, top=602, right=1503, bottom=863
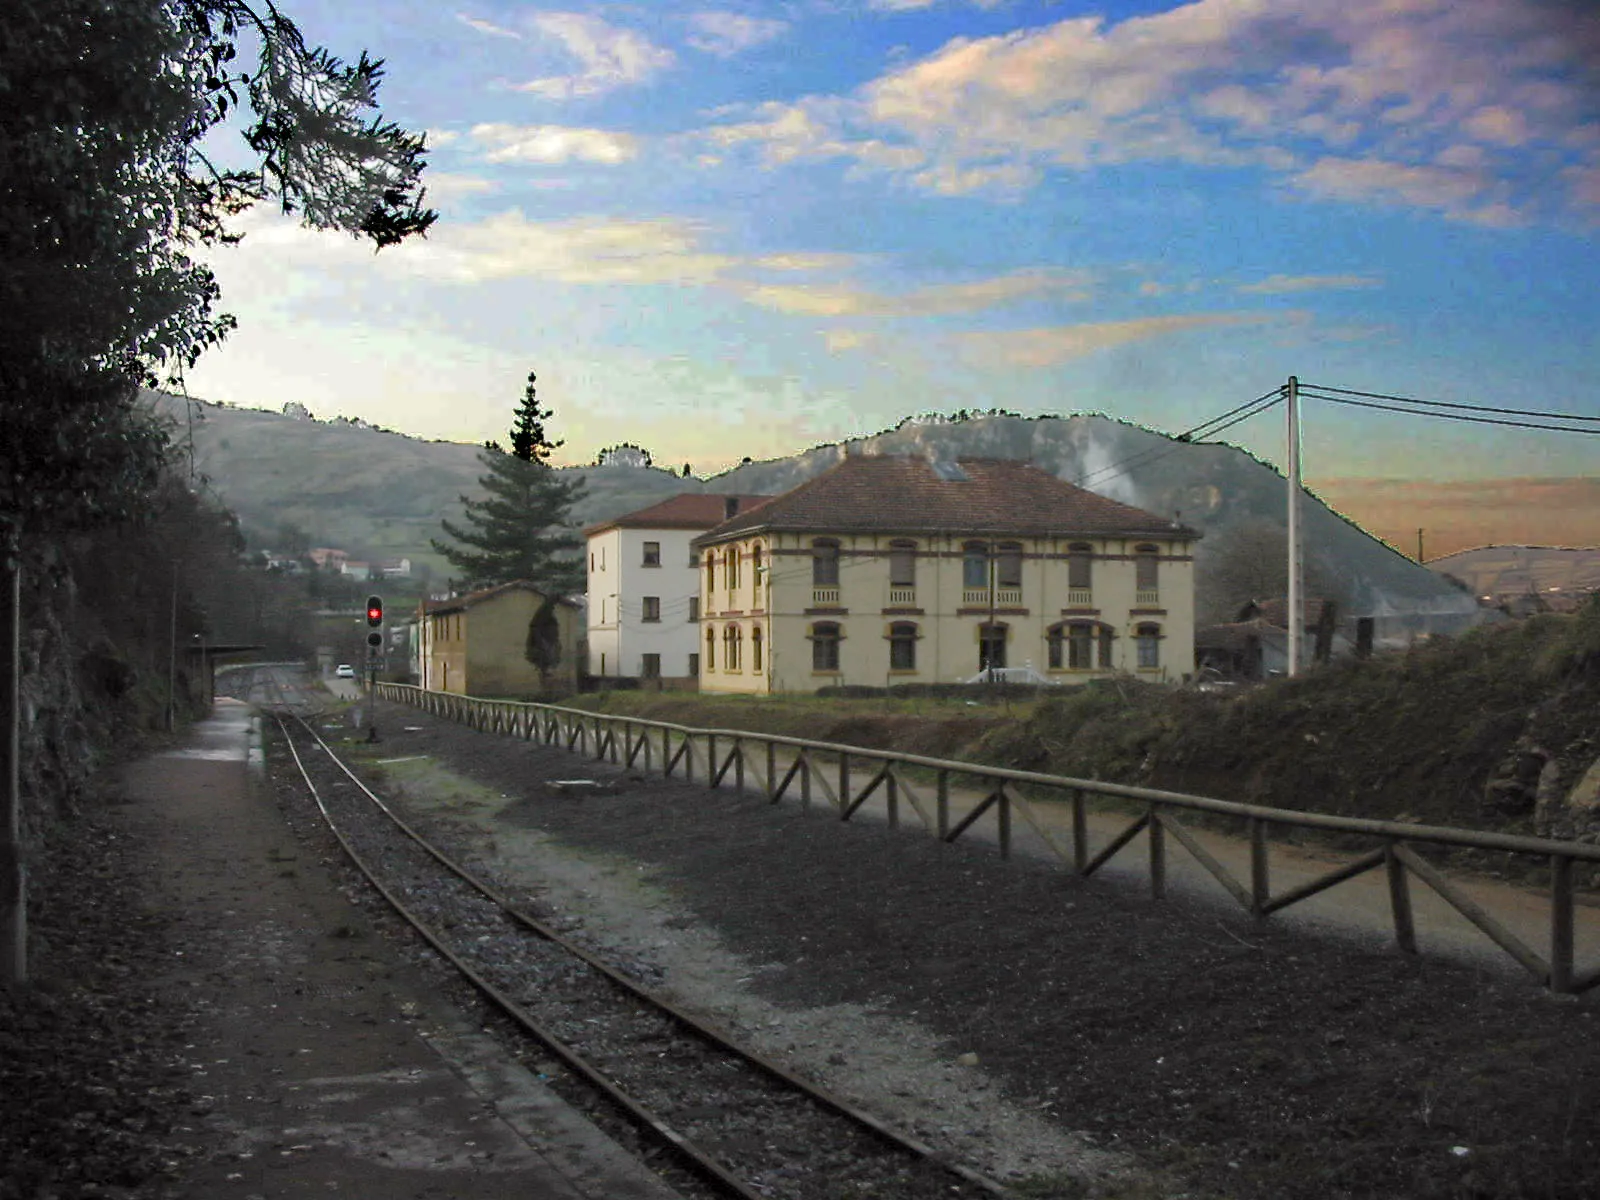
left=269, top=708, right=1010, bottom=1200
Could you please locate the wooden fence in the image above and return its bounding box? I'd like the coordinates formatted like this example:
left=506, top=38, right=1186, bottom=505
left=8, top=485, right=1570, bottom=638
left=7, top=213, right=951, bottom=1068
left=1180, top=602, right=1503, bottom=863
left=375, top=682, right=1600, bottom=994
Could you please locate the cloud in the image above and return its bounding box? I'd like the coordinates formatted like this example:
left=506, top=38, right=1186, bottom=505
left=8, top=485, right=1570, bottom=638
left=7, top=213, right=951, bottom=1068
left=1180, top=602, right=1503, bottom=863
left=698, top=0, right=1600, bottom=220
left=1288, top=156, right=1524, bottom=225
left=420, top=171, right=498, bottom=200
left=739, top=269, right=1091, bottom=317
left=1238, top=272, right=1383, bottom=295
left=956, top=312, right=1286, bottom=368
left=515, top=12, right=675, bottom=99
left=456, top=12, right=520, bottom=39
left=469, top=122, right=639, bottom=165
left=686, top=12, right=787, bottom=57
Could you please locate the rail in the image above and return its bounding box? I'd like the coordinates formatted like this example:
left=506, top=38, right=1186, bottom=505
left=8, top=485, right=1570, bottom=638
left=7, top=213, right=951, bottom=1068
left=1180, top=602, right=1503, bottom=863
left=373, top=682, right=1600, bottom=995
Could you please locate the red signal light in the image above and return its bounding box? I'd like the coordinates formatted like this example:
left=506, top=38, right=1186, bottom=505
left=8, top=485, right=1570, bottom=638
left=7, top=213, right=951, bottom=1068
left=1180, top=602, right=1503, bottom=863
left=366, top=595, right=383, bottom=627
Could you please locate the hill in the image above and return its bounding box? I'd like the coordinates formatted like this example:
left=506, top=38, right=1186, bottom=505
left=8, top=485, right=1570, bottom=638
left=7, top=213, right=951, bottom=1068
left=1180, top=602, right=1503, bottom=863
left=1430, top=545, right=1600, bottom=606
left=153, top=393, right=1476, bottom=627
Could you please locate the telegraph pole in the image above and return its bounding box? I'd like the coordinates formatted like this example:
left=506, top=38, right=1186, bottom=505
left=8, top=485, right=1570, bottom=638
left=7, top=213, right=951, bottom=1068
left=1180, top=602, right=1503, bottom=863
left=1, top=561, right=23, bottom=984
left=1286, top=376, right=1303, bottom=677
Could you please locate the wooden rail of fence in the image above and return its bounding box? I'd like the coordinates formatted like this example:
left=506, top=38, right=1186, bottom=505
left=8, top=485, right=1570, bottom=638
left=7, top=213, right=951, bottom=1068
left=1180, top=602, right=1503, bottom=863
left=375, top=682, right=1600, bottom=994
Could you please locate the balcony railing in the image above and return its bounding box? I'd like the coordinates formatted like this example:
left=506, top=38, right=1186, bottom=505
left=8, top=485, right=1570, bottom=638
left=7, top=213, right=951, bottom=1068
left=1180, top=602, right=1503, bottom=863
left=1066, top=587, right=1092, bottom=607
left=887, top=586, right=916, bottom=606
left=1135, top=588, right=1160, bottom=606
left=961, top=588, right=990, bottom=606
left=812, top=587, right=840, bottom=606
left=996, top=587, right=1023, bottom=607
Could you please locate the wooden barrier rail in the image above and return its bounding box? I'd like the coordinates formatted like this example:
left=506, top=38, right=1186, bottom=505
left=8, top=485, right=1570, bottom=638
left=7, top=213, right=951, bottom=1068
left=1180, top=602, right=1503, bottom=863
left=375, top=682, right=1600, bottom=994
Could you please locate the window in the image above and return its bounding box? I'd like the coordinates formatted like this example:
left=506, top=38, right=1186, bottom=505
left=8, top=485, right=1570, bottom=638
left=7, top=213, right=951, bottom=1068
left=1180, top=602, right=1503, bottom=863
left=1136, top=622, right=1161, bottom=669
left=689, top=652, right=700, bottom=676
left=996, top=542, right=1023, bottom=589
left=1068, top=543, right=1093, bottom=590
left=726, top=546, right=740, bottom=591
left=812, top=539, right=840, bottom=587
left=642, top=596, right=660, bottom=623
left=689, top=597, right=700, bottom=622
left=706, top=626, right=715, bottom=670
left=642, top=541, right=660, bottom=567
left=811, top=621, right=841, bottom=671
left=724, top=624, right=742, bottom=671
left=706, top=552, right=716, bottom=593
left=752, top=544, right=763, bottom=588
left=752, top=626, right=763, bottom=673
left=1135, top=544, right=1159, bottom=592
left=1069, top=623, right=1093, bottom=669
left=589, top=551, right=595, bottom=571
left=889, top=540, right=917, bottom=587
left=641, top=653, right=660, bottom=678
left=979, top=623, right=1007, bottom=671
left=962, top=541, right=989, bottom=589
left=888, top=622, right=917, bottom=671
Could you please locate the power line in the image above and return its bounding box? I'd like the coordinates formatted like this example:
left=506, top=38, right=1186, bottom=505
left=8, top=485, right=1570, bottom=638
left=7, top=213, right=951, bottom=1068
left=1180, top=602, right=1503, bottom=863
left=1301, top=382, right=1600, bottom=425
left=1072, top=386, right=1285, bottom=492
left=1303, top=391, right=1600, bottom=435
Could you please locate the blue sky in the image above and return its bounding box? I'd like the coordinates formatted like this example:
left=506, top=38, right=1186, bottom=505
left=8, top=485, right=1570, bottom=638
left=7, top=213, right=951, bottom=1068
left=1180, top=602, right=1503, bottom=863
left=186, top=0, right=1599, bottom=504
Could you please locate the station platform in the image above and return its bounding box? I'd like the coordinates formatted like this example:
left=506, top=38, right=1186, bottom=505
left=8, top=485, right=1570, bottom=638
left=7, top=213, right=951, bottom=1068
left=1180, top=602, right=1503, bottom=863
left=114, top=699, right=678, bottom=1200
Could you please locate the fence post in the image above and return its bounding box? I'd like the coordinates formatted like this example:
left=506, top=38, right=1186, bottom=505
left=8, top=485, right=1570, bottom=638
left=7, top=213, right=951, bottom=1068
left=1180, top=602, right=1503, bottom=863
left=801, top=751, right=811, bottom=810
left=1385, top=842, right=1417, bottom=954
left=735, top=736, right=745, bottom=794
left=1072, top=789, right=1087, bottom=874
left=1551, top=853, right=1574, bottom=994
left=1148, top=807, right=1166, bottom=900
left=886, top=768, right=899, bottom=831
left=937, top=770, right=950, bottom=839
left=997, top=782, right=1010, bottom=859
left=766, top=741, right=777, bottom=802
left=838, top=751, right=850, bottom=818
left=708, top=733, right=718, bottom=789
left=1249, top=817, right=1270, bottom=916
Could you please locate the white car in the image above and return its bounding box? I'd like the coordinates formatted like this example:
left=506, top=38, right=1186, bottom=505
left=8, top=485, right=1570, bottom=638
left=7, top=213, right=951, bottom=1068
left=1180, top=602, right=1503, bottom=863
left=335, top=664, right=356, bottom=679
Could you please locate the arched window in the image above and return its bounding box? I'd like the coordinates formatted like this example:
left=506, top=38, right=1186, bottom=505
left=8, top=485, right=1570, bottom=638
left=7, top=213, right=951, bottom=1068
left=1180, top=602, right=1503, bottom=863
left=812, top=539, right=840, bottom=587
left=751, top=544, right=763, bottom=594
left=811, top=621, right=841, bottom=671
left=996, top=541, right=1023, bottom=589
left=725, top=546, right=740, bottom=592
left=888, top=621, right=917, bottom=671
left=1136, top=622, right=1162, bottom=669
left=751, top=625, right=763, bottom=673
left=978, top=622, right=1007, bottom=671
left=724, top=623, right=741, bottom=671
left=1047, top=622, right=1100, bottom=670
left=705, top=551, right=715, bottom=594
left=1067, top=542, right=1093, bottom=591
left=705, top=625, right=715, bottom=671
left=889, top=540, right=917, bottom=588
left=962, top=541, right=989, bottom=588
left=1135, top=544, right=1159, bottom=593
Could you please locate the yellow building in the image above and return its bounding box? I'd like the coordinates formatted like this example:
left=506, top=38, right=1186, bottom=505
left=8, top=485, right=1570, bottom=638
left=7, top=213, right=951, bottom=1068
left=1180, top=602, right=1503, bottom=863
left=420, top=581, right=581, bottom=696
left=692, top=455, right=1199, bottom=695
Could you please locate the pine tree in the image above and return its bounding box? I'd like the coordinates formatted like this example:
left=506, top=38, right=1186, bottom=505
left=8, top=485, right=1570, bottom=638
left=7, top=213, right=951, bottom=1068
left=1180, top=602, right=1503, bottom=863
left=432, top=372, right=586, bottom=594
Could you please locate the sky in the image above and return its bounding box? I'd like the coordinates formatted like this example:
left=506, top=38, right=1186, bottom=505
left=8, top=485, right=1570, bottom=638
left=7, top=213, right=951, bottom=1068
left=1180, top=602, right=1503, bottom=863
left=183, top=0, right=1600, bottom=555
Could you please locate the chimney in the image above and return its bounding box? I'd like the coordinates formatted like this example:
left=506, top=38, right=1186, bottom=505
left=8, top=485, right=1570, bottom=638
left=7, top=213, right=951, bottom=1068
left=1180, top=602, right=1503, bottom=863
left=723, top=496, right=739, bottom=521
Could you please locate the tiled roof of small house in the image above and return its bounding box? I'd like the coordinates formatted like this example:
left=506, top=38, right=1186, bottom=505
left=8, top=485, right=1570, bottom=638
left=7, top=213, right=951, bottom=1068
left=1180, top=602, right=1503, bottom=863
left=425, top=579, right=578, bottom=617
left=582, top=493, right=774, bottom=536
left=693, top=456, right=1195, bottom=544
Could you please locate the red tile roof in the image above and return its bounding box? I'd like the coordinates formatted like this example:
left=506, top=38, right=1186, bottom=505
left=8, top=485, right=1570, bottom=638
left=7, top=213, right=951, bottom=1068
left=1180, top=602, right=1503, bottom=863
left=694, top=456, right=1195, bottom=543
left=582, top=493, right=773, bottom=536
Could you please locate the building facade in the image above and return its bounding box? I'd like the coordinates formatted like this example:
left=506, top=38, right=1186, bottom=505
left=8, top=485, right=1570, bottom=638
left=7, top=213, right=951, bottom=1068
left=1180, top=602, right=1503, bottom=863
left=419, top=581, right=581, bottom=696
left=692, top=455, right=1199, bottom=695
left=584, top=493, right=769, bottom=684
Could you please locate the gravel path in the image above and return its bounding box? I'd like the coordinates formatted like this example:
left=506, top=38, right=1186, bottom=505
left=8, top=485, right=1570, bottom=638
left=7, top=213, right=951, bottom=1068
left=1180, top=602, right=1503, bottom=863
left=338, top=696, right=1600, bottom=1200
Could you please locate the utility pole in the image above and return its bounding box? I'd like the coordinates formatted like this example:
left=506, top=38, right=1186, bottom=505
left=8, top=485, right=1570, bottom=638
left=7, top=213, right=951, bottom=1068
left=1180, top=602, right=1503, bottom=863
left=1417, top=528, right=1425, bottom=563
left=1286, top=376, right=1303, bottom=677
left=1, top=561, right=23, bottom=984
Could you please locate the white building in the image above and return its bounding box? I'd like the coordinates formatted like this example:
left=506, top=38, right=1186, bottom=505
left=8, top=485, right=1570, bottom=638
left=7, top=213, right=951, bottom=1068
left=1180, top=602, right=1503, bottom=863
left=584, top=493, right=769, bottom=684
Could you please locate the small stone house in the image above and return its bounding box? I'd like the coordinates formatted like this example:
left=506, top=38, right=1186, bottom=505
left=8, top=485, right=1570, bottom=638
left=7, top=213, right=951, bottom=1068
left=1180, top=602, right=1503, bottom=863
left=419, top=581, right=581, bottom=696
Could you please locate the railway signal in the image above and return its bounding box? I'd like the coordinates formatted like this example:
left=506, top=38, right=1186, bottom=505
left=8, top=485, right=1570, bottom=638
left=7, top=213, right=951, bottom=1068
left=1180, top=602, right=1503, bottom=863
left=366, top=595, right=383, bottom=627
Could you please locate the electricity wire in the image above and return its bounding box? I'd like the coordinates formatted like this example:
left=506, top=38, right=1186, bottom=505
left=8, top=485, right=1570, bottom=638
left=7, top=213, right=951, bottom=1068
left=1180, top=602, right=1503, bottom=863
left=1300, top=382, right=1600, bottom=425
left=1300, top=390, right=1600, bottom=435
